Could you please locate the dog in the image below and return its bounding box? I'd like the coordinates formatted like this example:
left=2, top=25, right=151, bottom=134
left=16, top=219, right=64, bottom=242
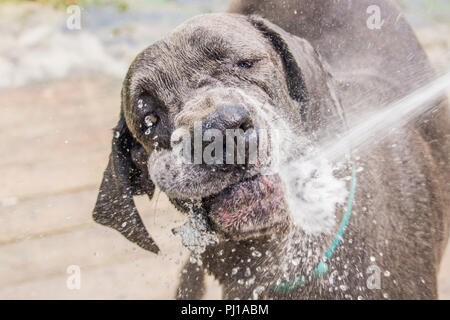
left=93, top=0, right=449, bottom=299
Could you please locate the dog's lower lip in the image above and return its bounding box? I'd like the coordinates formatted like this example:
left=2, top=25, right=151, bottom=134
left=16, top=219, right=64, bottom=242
left=203, top=174, right=262, bottom=205
left=203, top=174, right=288, bottom=237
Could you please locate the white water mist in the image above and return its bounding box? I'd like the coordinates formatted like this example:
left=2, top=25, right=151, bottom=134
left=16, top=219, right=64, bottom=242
left=281, top=72, right=450, bottom=234
left=319, top=72, right=450, bottom=162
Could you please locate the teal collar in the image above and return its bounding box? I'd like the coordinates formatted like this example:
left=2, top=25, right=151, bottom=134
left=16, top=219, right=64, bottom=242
left=274, top=164, right=357, bottom=293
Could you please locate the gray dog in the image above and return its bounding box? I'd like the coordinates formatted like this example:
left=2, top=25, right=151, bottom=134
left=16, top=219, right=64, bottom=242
left=93, top=0, right=449, bottom=300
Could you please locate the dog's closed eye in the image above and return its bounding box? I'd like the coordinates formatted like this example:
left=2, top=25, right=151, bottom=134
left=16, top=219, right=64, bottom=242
left=236, top=57, right=263, bottom=69
left=236, top=60, right=255, bottom=69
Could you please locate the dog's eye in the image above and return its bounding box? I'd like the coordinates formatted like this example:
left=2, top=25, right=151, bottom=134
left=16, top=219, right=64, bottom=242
left=237, top=60, right=255, bottom=69
left=144, top=112, right=159, bottom=135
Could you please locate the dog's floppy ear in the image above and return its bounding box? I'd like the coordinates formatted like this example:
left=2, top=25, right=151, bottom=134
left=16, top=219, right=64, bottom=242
left=93, top=113, right=159, bottom=254
left=249, top=16, right=346, bottom=137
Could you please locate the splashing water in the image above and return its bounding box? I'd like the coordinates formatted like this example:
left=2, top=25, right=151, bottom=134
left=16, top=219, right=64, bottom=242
left=172, top=207, right=219, bottom=255
left=319, top=72, right=450, bottom=163
left=280, top=72, right=450, bottom=234
left=279, top=154, right=349, bottom=235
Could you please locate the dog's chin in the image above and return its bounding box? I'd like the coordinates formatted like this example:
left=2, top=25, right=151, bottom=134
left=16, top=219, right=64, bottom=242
left=202, top=174, right=291, bottom=240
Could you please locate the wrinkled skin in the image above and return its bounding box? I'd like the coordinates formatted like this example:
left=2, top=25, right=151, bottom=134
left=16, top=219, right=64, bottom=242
left=93, top=0, right=449, bottom=300
left=116, top=13, right=344, bottom=241
left=129, top=14, right=302, bottom=237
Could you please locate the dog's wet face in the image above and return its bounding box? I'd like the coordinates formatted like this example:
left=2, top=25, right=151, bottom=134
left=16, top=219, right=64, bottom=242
left=94, top=13, right=344, bottom=250
left=123, top=14, right=303, bottom=238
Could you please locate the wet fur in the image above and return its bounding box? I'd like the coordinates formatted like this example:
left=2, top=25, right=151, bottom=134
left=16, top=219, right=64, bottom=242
left=93, top=0, right=449, bottom=299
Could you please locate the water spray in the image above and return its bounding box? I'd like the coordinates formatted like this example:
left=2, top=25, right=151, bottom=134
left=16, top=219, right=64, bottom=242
left=320, top=72, right=450, bottom=163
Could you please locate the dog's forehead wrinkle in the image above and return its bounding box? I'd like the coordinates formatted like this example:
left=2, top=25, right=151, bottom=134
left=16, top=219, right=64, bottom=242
left=127, top=21, right=283, bottom=115
left=171, top=14, right=270, bottom=57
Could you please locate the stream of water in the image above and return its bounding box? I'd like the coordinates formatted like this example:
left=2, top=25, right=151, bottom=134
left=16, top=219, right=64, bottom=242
left=282, top=72, right=450, bottom=233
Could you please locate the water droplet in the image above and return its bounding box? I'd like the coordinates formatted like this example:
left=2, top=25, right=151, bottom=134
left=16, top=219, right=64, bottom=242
left=145, top=115, right=155, bottom=127
left=292, top=258, right=300, bottom=266
left=252, top=286, right=265, bottom=300
left=383, top=292, right=389, bottom=299
left=137, top=99, right=144, bottom=109
left=370, top=256, right=376, bottom=262
left=115, top=131, right=120, bottom=139
left=252, top=251, right=262, bottom=258
left=246, top=276, right=256, bottom=286
left=232, top=267, right=239, bottom=275
left=245, top=267, right=251, bottom=277
left=189, top=256, right=197, bottom=264
left=357, top=296, right=363, bottom=300
left=384, top=271, right=391, bottom=277
left=145, top=128, right=152, bottom=135
left=121, top=222, right=127, bottom=228
left=153, top=142, right=159, bottom=148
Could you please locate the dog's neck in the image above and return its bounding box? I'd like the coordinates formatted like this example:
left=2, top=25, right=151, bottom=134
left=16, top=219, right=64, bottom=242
left=198, top=229, right=334, bottom=299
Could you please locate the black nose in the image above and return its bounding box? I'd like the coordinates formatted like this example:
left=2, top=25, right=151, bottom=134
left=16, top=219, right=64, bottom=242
left=203, top=106, right=254, bottom=134
left=195, top=106, right=257, bottom=167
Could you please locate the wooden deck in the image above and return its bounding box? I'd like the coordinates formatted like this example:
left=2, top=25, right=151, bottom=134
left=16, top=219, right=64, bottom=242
left=0, top=25, right=449, bottom=298
left=0, top=76, right=221, bottom=299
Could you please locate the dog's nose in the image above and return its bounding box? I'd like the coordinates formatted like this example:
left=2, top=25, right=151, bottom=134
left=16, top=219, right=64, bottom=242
left=196, top=106, right=257, bottom=167
left=203, top=106, right=254, bottom=134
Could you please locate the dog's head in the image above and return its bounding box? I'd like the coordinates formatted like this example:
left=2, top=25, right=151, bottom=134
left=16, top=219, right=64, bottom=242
left=93, top=14, right=345, bottom=253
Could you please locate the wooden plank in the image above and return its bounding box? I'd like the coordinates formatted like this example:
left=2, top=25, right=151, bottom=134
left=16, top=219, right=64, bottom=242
left=0, top=256, right=222, bottom=300
left=0, top=256, right=181, bottom=299
left=0, top=76, right=120, bottom=199
left=0, top=187, right=176, bottom=244
left=0, top=193, right=222, bottom=299
left=0, top=193, right=187, bottom=284
left=438, top=244, right=450, bottom=299
left=0, top=189, right=95, bottom=244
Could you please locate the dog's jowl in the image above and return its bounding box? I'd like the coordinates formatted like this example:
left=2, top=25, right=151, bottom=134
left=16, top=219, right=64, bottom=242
left=93, top=0, right=449, bottom=300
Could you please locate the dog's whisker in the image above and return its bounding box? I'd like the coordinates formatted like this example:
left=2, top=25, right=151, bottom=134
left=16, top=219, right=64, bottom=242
left=153, top=189, right=163, bottom=226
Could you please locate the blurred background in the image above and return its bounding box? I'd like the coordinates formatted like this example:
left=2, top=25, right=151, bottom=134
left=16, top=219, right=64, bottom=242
left=0, top=0, right=449, bottom=299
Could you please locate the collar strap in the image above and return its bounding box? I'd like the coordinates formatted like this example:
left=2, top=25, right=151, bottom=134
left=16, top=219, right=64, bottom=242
left=273, top=164, right=357, bottom=293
